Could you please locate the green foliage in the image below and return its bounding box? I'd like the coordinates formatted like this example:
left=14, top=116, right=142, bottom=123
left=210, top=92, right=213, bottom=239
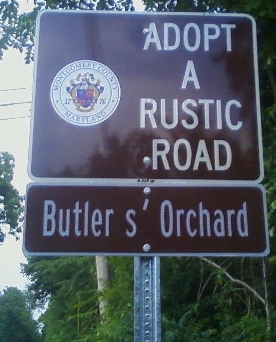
left=161, top=257, right=273, bottom=341
left=163, top=310, right=270, bottom=341
left=22, top=256, right=275, bottom=341
left=0, top=0, right=36, bottom=62
left=23, top=256, right=104, bottom=341
left=0, top=151, right=23, bottom=242
left=22, top=256, right=134, bottom=341
left=0, top=287, right=42, bottom=342
left=90, top=257, right=134, bottom=341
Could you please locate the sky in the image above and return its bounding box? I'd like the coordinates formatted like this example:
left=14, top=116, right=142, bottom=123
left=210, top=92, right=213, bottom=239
left=0, top=48, right=32, bottom=291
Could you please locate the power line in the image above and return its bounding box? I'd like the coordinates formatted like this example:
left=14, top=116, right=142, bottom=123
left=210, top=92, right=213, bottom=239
left=0, top=97, right=32, bottom=120
left=0, top=101, right=31, bottom=107
left=0, top=86, right=32, bottom=92
left=0, top=84, right=31, bottom=120
left=0, top=115, right=31, bottom=121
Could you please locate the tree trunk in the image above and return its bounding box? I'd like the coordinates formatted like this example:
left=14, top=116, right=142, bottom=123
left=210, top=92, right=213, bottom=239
left=95, top=256, right=109, bottom=319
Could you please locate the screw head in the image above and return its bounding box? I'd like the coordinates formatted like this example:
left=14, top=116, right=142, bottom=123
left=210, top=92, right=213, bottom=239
left=143, top=187, right=151, bottom=195
left=143, top=28, right=150, bottom=34
left=143, top=156, right=151, bottom=164
left=143, top=244, right=151, bottom=252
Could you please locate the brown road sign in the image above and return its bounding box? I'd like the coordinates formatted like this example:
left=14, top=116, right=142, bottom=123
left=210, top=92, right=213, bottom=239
left=23, top=183, right=269, bottom=256
left=29, top=11, right=263, bottom=183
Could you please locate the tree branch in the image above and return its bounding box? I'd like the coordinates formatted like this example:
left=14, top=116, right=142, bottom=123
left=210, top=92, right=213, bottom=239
left=199, top=257, right=265, bottom=305
left=262, top=258, right=271, bottom=338
left=267, top=67, right=276, bottom=105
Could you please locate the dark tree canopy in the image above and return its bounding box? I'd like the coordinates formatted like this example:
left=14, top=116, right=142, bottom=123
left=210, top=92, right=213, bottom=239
left=0, top=151, right=23, bottom=243
left=0, top=287, right=42, bottom=342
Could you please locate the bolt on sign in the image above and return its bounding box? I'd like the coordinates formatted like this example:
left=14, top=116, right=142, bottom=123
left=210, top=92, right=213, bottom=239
left=29, top=11, right=263, bottom=183
left=23, top=183, right=269, bottom=256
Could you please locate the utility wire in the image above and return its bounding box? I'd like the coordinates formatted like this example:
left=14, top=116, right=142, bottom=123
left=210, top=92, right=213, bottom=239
left=0, top=115, right=31, bottom=121
left=0, top=101, right=31, bottom=107
left=0, top=86, right=32, bottom=92
left=0, top=88, right=32, bottom=120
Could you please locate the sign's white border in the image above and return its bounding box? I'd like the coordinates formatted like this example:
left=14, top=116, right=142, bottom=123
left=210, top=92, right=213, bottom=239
left=28, top=11, right=264, bottom=184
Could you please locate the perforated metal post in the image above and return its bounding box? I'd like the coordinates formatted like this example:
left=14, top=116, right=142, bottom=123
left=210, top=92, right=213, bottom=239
left=134, top=256, right=161, bottom=342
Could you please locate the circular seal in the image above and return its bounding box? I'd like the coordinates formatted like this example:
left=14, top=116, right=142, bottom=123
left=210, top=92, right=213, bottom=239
left=50, top=60, right=121, bottom=126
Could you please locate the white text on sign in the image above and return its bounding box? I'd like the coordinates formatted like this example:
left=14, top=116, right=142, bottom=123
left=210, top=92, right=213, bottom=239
left=141, top=21, right=243, bottom=174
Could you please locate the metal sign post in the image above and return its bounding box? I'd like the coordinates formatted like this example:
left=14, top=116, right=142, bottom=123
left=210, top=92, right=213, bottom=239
left=134, top=256, right=161, bottom=342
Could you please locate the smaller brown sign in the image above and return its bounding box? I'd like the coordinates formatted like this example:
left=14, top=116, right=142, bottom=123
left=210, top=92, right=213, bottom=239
left=23, top=183, right=269, bottom=256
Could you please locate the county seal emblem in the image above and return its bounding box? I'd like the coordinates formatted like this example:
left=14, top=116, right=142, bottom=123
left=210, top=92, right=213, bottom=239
left=66, top=73, right=104, bottom=112
left=50, top=60, right=121, bottom=126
